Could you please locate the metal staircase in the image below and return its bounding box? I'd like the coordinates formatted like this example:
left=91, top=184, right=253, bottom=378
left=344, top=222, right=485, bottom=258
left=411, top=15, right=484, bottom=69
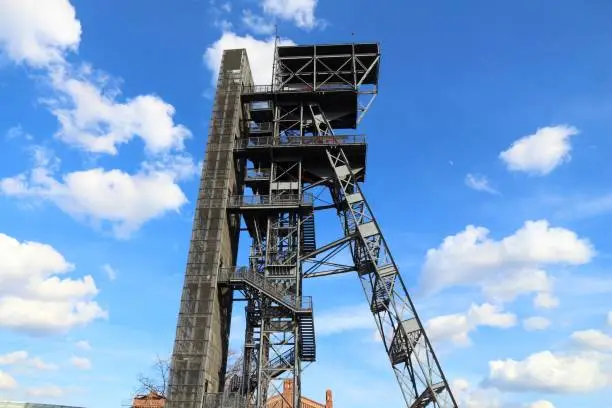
left=219, top=267, right=309, bottom=312
left=298, top=311, right=316, bottom=362
left=267, top=348, right=296, bottom=378
left=301, top=212, right=316, bottom=254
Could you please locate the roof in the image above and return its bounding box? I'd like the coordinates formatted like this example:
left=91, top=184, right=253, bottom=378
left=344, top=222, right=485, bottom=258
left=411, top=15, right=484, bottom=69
left=0, top=402, right=85, bottom=408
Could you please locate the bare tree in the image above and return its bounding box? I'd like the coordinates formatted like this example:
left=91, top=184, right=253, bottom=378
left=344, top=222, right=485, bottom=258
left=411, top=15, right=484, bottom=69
left=136, top=354, right=170, bottom=397
left=136, top=350, right=243, bottom=397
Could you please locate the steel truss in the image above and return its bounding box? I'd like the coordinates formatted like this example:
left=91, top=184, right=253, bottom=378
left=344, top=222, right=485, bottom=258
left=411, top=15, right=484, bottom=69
left=168, top=42, right=457, bottom=408
left=271, top=43, right=380, bottom=125
left=325, top=146, right=458, bottom=407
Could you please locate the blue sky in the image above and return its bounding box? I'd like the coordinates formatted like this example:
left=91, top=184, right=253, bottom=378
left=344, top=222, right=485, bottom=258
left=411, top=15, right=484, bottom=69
left=1, top=0, right=612, bottom=407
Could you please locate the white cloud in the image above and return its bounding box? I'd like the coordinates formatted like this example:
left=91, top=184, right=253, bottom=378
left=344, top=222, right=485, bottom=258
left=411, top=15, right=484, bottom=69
left=451, top=378, right=502, bottom=408
left=421, top=220, right=595, bottom=305
left=242, top=10, right=276, bottom=35
left=262, top=0, right=318, bottom=29
left=0, top=0, right=81, bottom=66
left=533, top=292, right=560, bottom=310
left=522, top=316, right=551, bottom=331
left=486, top=350, right=610, bottom=393
left=204, top=31, right=295, bottom=86
left=0, top=351, right=57, bottom=370
left=69, top=356, right=91, bottom=370
left=0, top=371, right=17, bottom=390
left=465, top=173, right=498, bottom=195
left=426, top=303, right=516, bottom=347
left=26, top=384, right=65, bottom=398
left=0, top=233, right=106, bottom=334
left=75, top=340, right=91, bottom=351
left=316, top=305, right=374, bottom=336
left=0, top=351, right=28, bottom=365
left=499, top=125, right=579, bottom=175
left=46, top=64, right=192, bottom=155
left=571, top=330, right=612, bottom=352
left=0, top=152, right=191, bottom=238
left=28, top=357, right=58, bottom=370
left=102, top=264, right=117, bottom=281
left=5, top=125, right=33, bottom=141
left=527, top=401, right=555, bottom=408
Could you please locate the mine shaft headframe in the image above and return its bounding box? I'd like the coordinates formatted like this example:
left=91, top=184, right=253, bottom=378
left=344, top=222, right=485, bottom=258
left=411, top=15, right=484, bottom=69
left=272, top=42, right=381, bottom=125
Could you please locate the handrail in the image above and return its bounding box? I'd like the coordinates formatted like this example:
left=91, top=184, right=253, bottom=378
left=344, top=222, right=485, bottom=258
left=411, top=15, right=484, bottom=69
left=218, top=267, right=312, bottom=311
left=235, top=135, right=366, bottom=149
left=245, top=168, right=270, bottom=180
left=228, top=194, right=314, bottom=207
left=242, top=83, right=356, bottom=94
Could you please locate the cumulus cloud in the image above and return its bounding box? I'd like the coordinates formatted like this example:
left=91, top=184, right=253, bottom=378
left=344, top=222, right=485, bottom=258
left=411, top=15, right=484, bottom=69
left=465, top=173, right=499, bottom=195
left=0, top=233, right=106, bottom=334
left=421, top=220, right=595, bottom=306
left=0, top=350, right=57, bottom=371
left=499, top=125, right=579, bottom=175
left=485, top=350, right=610, bottom=393
left=0, top=0, right=81, bottom=66
left=527, top=401, right=555, bottom=408
left=533, top=292, right=560, bottom=310
left=0, top=350, right=58, bottom=371
left=571, top=330, right=612, bottom=352
left=69, top=356, right=91, bottom=370
left=522, top=316, right=551, bottom=331
left=204, top=31, right=295, bottom=86
left=0, top=148, right=192, bottom=238
left=261, top=0, right=318, bottom=29
left=451, top=378, right=502, bottom=408
left=242, top=10, right=276, bottom=35
left=45, top=64, right=192, bottom=155
left=316, top=305, right=374, bottom=336
left=426, top=303, right=516, bottom=347
left=1, top=1, right=189, bottom=157
left=0, top=371, right=17, bottom=390
left=0, top=1, right=196, bottom=238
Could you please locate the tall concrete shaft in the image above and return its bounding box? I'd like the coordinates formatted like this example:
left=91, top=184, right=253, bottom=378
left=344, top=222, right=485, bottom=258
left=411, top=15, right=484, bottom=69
left=166, top=49, right=252, bottom=408
left=167, top=42, right=459, bottom=408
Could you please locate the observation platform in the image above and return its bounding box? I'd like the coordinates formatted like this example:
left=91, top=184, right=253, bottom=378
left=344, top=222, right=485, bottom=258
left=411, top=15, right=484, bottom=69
left=234, top=135, right=367, bottom=176
left=241, top=42, right=380, bottom=130
left=276, top=42, right=380, bottom=87
left=242, top=89, right=358, bottom=129
left=226, top=194, right=314, bottom=214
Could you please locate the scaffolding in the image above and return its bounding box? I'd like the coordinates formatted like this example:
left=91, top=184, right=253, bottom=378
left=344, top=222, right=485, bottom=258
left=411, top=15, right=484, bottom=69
left=166, top=42, right=458, bottom=408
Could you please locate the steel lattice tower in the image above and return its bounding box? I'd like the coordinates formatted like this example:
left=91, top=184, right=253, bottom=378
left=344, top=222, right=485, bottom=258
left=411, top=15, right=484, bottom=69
left=166, top=43, right=459, bottom=408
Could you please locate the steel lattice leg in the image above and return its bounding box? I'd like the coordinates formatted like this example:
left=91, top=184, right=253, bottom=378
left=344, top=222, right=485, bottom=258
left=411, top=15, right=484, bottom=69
left=326, top=147, right=459, bottom=408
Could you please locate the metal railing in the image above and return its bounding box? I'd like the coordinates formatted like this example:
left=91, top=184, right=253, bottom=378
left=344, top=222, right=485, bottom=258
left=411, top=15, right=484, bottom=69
left=228, top=194, right=314, bottom=208
left=243, top=121, right=273, bottom=133
left=202, top=393, right=246, bottom=408
left=235, top=135, right=366, bottom=149
left=242, top=83, right=356, bottom=94
left=245, top=168, right=270, bottom=180
left=218, top=267, right=312, bottom=311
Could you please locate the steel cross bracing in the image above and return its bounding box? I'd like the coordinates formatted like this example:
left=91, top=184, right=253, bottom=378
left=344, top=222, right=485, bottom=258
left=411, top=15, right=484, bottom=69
left=325, top=147, right=458, bottom=408
left=167, top=43, right=457, bottom=408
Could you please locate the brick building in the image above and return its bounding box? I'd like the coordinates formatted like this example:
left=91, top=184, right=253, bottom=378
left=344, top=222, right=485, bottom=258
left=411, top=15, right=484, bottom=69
left=130, top=381, right=331, bottom=408
left=266, top=380, right=333, bottom=408
left=131, top=391, right=166, bottom=408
